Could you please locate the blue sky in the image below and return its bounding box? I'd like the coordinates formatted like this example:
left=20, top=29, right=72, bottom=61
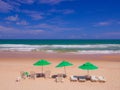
left=0, top=0, right=120, bottom=39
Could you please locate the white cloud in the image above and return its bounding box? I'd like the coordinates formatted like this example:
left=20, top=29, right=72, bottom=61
left=39, top=0, right=74, bottom=5
left=0, top=25, right=44, bottom=36
left=5, top=15, right=30, bottom=26
left=16, top=20, right=29, bottom=25
left=5, top=15, right=19, bottom=21
left=39, top=0, right=63, bottom=5
left=0, top=25, right=16, bottom=32
left=93, top=21, right=111, bottom=27
left=49, top=9, right=74, bottom=14
left=29, top=13, right=43, bottom=20
left=22, top=10, right=43, bottom=20
left=16, top=0, right=35, bottom=4
left=0, top=0, right=13, bottom=12
left=26, top=23, right=82, bottom=32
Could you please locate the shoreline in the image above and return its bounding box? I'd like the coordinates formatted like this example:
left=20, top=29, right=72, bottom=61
left=0, top=51, right=120, bottom=62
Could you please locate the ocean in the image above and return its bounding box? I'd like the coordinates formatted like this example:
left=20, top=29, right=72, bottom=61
left=0, top=39, right=120, bottom=54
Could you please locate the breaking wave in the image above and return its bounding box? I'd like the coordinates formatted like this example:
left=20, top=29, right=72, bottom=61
left=0, top=44, right=120, bottom=54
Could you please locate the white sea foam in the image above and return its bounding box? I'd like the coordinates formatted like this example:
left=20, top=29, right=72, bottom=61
left=0, top=44, right=120, bottom=48
left=76, top=50, right=120, bottom=54
left=0, top=44, right=120, bottom=54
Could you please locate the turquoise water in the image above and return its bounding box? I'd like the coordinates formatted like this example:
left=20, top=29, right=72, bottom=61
left=0, top=39, right=120, bottom=45
left=0, top=39, right=120, bottom=54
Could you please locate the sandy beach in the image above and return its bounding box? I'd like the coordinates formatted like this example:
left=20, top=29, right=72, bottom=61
left=0, top=51, right=120, bottom=90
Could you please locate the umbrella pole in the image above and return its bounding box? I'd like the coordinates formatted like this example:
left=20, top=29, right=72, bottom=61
left=87, top=70, right=89, bottom=75
left=42, top=65, right=43, bottom=73
left=64, top=66, right=66, bottom=75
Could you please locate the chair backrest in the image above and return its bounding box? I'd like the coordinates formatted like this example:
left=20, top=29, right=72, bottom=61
left=58, top=73, right=63, bottom=77
left=70, top=75, right=77, bottom=80
left=56, top=73, right=64, bottom=82
left=91, top=76, right=96, bottom=79
left=45, top=70, right=51, bottom=78
left=20, top=71, right=26, bottom=79
left=98, top=76, right=105, bottom=80
left=30, top=71, right=36, bottom=79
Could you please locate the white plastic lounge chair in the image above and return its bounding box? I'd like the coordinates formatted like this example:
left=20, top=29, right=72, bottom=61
left=78, top=76, right=86, bottom=82
left=97, top=76, right=106, bottom=82
left=16, top=76, right=21, bottom=82
left=90, top=76, right=98, bottom=82
left=70, top=75, right=78, bottom=82
left=55, top=74, right=64, bottom=83
left=30, top=71, right=36, bottom=80
left=20, top=71, right=26, bottom=79
left=44, top=70, right=51, bottom=78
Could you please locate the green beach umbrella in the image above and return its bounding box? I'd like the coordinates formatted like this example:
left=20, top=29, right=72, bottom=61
left=56, top=60, right=73, bottom=75
left=78, top=62, right=98, bottom=75
left=33, top=59, right=51, bottom=73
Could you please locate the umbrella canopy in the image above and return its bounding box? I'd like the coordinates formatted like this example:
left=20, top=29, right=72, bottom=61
left=33, top=59, right=51, bottom=73
left=78, top=62, right=98, bottom=75
left=56, top=60, right=73, bottom=74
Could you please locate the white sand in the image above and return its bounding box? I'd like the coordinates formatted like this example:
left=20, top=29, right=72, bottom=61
left=0, top=51, right=120, bottom=90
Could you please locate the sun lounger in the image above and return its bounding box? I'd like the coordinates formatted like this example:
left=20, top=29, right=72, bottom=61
left=70, top=75, right=78, bottom=82
left=44, top=70, right=51, bottom=78
left=16, top=76, right=21, bottom=82
left=97, top=76, right=106, bottom=82
left=20, top=71, right=31, bottom=79
left=63, top=74, right=67, bottom=78
left=90, top=76, right=98, bottom=82
left=36, top=73, right=45, bottom=78
left=78, top=76, right=86, bottom=82
left=55, top=73, right=64, bottom=83
left=24, top=72, right=30, bottom=78
left=85, top=75, right=91, bottom=80
left=52, top=74, right=66, bottom=78
left=20, top=71, right=26, bottom=79
left=51, top=75, right=58, bottom=78
left=30, top=71, right=36, bottom=79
